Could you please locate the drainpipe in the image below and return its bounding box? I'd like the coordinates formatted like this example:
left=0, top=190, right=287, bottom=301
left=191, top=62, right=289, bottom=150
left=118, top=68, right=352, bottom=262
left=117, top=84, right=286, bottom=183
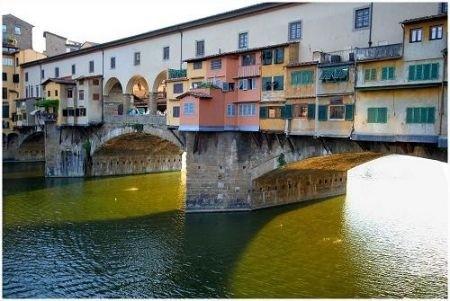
left=101, top=49, right=104, bottom=123
left=314, top=63, right=319, bottom=138
left=439, top=49, right=447, bottom=136
left=179, top=27, right=183, bottom=70
left=368, top=2, right=374, bottom=47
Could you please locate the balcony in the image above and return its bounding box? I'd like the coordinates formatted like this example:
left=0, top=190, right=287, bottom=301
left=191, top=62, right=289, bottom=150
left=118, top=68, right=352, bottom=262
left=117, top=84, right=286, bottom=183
left=237, top=65, right=260, bottom=78
left=314, top=49, right=355, bottom=66
left=168, top=69, right=187, bottom=79
left=355, top=44, right=403, bottom=62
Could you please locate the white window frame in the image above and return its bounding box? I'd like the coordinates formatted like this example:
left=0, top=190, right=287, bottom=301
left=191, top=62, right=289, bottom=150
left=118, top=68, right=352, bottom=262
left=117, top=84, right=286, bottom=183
left=183, top=102, right=194, bottom=115
left=227, top=104, right=236, bottom=117
left=288, top=20, right=302, bottom=40
left=410, top=28, right=423, bottom=42
left=239, top=103, right=256, bottom=116
left=14, top=25, right=21, bottom=35
left=354, top=6, right=371, bottom=30
left=430, top=25, right=443, bottom=40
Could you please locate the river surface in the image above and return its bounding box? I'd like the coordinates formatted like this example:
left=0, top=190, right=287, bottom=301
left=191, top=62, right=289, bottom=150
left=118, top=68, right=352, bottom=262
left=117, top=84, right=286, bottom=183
left=2, top=157, right=448, bottom=298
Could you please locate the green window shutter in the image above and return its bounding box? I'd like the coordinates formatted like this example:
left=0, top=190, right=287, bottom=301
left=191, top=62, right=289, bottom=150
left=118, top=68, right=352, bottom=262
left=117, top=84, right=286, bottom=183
left=318, top=105, right=328, bottom=121
left=427, top=107, right=435, bottom=123
left=381, top=67, right=388, bottom=80
left=370, top=68, right=376, bottom=80
left=420, top=107, right=428, bottom=123
left=413, top=107, right=421, bottom=123
left=307, top=71, right=313, bottom=84
left=406, top=108, right=413, bottom=123
left=280, top=106, right=286, bottom=119
left=423, top=64, right=431, bottom=80
left=379, top=108, right=387, bottom=123
left=364, top=69, right=370, bottom=81
left=408, top=65, right=416, bottom=81
left=345, top=104, right=354, bottom=121
left=431, top=63, right=439, bottom=79
left=307, top=104, right=315, bottom=119
left=259, top=106, right=268, bottom=119
left=388, top=67, right=395, bottom=80
left=291, top=71, right=299, bottom=86
left=284, top=104, right=292, bottom=120
left=415, top=64, right=423, bottom=80
left=367, top=108, right=375, bottom=123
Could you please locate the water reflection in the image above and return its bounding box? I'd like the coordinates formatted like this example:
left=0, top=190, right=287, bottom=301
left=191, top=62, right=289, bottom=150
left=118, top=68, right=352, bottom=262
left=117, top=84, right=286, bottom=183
left=2, top=156, right=447, bottom=298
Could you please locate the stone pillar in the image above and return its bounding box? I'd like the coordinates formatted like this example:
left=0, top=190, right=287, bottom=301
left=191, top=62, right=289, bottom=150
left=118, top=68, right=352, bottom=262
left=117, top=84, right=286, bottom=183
left=149, top=92, right=158, bottom=115
left=124, top=93, right=134, bottom=114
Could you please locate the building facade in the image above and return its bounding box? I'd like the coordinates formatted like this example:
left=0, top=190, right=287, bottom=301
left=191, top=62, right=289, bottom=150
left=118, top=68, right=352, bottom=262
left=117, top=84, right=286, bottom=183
left=2, top=14, right=33, bottom=50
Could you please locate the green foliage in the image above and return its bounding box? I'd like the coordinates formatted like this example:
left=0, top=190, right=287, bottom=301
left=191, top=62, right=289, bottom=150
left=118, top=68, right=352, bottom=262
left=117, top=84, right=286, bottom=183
left=82, top=140, right=91, bottom=154
left=35, top=98, right=59, bottom=109
left=278, top=153, right=286, bottom=167
left=168, top=68, right=187, bottom=79
left=196, top=81, right=220, bottom=89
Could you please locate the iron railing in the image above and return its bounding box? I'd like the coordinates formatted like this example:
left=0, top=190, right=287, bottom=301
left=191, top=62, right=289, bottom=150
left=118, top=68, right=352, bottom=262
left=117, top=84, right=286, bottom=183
left=355, top=43, right=403, bottom=61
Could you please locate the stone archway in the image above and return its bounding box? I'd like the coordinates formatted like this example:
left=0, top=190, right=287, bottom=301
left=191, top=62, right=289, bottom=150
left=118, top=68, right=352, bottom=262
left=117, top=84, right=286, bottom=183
left=104, top=77, right=125, bottom=117
left=16, top=131, right=45, bottom=161
left=126, top=75, right=150, bottom=115
left=151, top=70, right=168, bottom=115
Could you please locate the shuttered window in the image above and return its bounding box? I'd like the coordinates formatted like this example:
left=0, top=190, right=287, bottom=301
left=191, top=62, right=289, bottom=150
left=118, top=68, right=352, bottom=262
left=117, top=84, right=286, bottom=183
left=345, top=104, right=354, bottom=121
left=406, top=107, right=435, bottom=123
left=283, top=104, right=292, bottom=119
left=307, top=104, right=315, bottom=119
left=318, top=105, right=328, bottom=121
left=381, top=66, right=395, bottom=80
left=291, top=70, right=313, bottom=86
left=364, top=68, right=377, bottom=81
left=367, top=107, right=387, bottom=123
left=259, top=106, right=268, bottom=119
left=408, top=63, right=439, bottom=81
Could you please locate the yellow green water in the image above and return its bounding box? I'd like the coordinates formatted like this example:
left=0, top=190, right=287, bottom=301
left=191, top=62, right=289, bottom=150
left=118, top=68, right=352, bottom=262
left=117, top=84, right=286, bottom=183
left=2, top=160, right=447, bottom=298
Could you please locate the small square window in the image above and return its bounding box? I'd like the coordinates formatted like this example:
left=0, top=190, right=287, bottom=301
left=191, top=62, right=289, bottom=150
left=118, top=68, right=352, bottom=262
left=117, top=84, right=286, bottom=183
left=163, top=47, right=170, bottom=60
left=289, top=21, right=302, bottom=40
left=354, top=7, right=370, bottom=29
left=430, top=25, right=443, bottom=40
left=210, top=59, right=222, bottom=70
left=410, top=28, right=422, bottom=42
left=193, top=61, right=202, bottom=70
left=14, top=26, right=21, bottom=35
left=173, top=83, right=183, bottom=94
left=238, top=32, right=248, bottom=49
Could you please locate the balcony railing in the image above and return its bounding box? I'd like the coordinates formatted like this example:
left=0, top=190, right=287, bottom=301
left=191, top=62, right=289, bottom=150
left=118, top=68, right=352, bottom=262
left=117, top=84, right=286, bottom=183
left=238, top=65, right=260, bottom=78
left=168, top=68, right=187, bottom=79
left=104, top=114, right=166, bottom=126
left=355, top=44, right=403, bottom=61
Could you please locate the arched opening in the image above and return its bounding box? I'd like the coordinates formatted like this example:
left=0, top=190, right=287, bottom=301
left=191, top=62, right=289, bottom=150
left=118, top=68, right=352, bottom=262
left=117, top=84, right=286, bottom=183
left=126, top=75, right=150, bottom=115
left=15, top=132, right=45, bottom=161
left=152, top=70, right=168, bottom=115
left=90, top=132, right=183, bottom=176
left=104, top=77, right=125, bottom=117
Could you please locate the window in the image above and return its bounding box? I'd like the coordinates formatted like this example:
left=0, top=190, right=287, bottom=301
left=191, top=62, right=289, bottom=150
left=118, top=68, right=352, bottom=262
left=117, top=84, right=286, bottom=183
left=163, top=46, right=170, bottom=60
left=89, top=61, right=94, bottom=73
left=222, top=82, right=234, bottom=91
left=381, top=66, right=395, bottom=80
left=430, top=25, right=443, bottom=40
left=293, top=104, right=308, bottom=118
left=2, top=24, right=5, bottom=33
left=410, top=28, right=422, bottom=42
left=71, top=64, right=76, bottom=75
left=193, top=61, right=202, bottom=69
left=273, top=76, right=284, bottom=91
left=67, top=89, right=73, bottom=98
left=329, top=105, right=345, bottom=120
left=2, top=87, right=7, bottom=99
left=25, top=72, right=28, bottom=82
left=196, top=40, right=205, bottom=57
left=47, top=90, right=51, bottom=97
left=68, top=109, right=75, bottom=117
left=354, top=7, right=370, bottom=29
left=92, top=79, right=99, bottom=86
left=79, top=90, right=84, bottom=100
left=36, top=85, right=39, bottom=97
left=440, top=2, right=448, bottom=13
left=238, top=32, right=248, bottom=49
left=2, top=57, right=13, bottom=66
left=291, top=70, right=314, bottom=85
left=406, top=107, right=435, bottom=123
left=41, top=69, right=45, bottom=79
left=262, top=49, right=273, bottom=65
left=173, top=83, right=184, bottom=94
left=262, top=77, right=272, bottom=91
left=227, top=104, right=236, bottom=116
left=62, top=109, right=68, bottom=117
left=55, top=67, right=59, bottom=78
left=93, top=93, right=100, bottom=100
left=79, top=79, right=84, bottom=86
left=13, top=74, right=19, bottom=83
left=3, top=105, right=9, bottom=118
left=192, top=81, right=201, bottom=89
left=183, top=103, right=194, bottom=115
left=408, top=63, right=439, bottom=81
left=2, top=72, right=6, bottom=81
left=289, top=21, right=302, bottom=40
left=238, top=78, right=256, bottom=90
left=274, top=48, right=284, bottom=64
left=76, top=108, right=87, bottom=117
left=241, top=54, right=255, bottom=66
left=134, top=52, right=141, bottom=65
left=55, top=90, right=58, bottom=97
left=14, top=26, right=21, bottom=35
left=367, top=107, right=387, bottom=123
left=173, top=106, right=180, bottom=118
left=210, top=59, right=222, bottom=70
left=268, top=107, right=282, bottom=118
left=239, top=103, right=256, bottom=116
left=364, top=68, right=377, bottom=81
left=110, top=57, right=116, bottom=69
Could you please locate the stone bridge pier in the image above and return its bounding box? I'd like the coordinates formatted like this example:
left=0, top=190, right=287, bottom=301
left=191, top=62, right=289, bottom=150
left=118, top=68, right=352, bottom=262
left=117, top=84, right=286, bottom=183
left=3, top=129, right=45, bottom=162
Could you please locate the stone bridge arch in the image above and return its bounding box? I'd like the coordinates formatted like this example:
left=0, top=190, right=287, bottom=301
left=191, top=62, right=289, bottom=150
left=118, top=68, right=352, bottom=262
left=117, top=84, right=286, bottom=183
left=103, top=77, right=125, bottom=117
left=151, top=70, right=167, bottom=114
left=87, top=124, right=184, bottom=176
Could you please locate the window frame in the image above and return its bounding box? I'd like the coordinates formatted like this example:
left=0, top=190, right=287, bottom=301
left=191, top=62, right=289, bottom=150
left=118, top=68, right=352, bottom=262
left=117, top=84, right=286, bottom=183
left=410, top=28, right=423, bottom=43
left=430, top=25, right=443, bottom=40
left=195, top=40, right=205, bottom=57
left=89, top=60, right=94, bottom=73
left=239, top=103, right=256, bottom=116
left=163, top=46, right=170, bottom=60
left=193, top=61, right=202, bottom=70
left=210, top=59, right=222, bottom=70
left=241, top=53, right=256, bottom=66
left=134, top=52, right=141, bottom=66
left=71, top=64, right=76, bottom=75
left=78, top=90, right=85, bottom=101
left=173, top=83, right=184, bottom=94
left=354, top=6, right=371, bottom=30
left=14, top=25, right=21, bottom=35
left=183, top=102, right=194, bottom=115
left=172, top=106, right=180, bottom=118
left=328, top=104, right=345, bottom=121
left=55, top=67, right=59, bottom=78
left=288, top=20, right=302, bottom=40
left=238, top=32, right=249, bottom=49
left=110, top=57, right=116, bottom=69
left=226, top=104, right=236, bottom=117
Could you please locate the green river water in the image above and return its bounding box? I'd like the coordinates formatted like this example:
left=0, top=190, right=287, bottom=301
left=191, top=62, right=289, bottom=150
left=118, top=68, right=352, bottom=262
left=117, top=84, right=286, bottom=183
left=2, top=160, right=447, bottom=298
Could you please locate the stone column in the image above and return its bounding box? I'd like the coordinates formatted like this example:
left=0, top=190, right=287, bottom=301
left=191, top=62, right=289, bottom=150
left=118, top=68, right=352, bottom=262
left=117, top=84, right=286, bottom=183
left=149, top=92, right=158, bottom=115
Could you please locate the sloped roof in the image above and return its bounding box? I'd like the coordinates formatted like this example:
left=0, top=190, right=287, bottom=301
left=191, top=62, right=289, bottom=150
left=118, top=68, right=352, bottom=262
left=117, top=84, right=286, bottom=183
left=401, top=13, right=447, bottom=25
left=176, top=91, right=212, bottom=99
left=41, top=78, right=76, bottom=86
